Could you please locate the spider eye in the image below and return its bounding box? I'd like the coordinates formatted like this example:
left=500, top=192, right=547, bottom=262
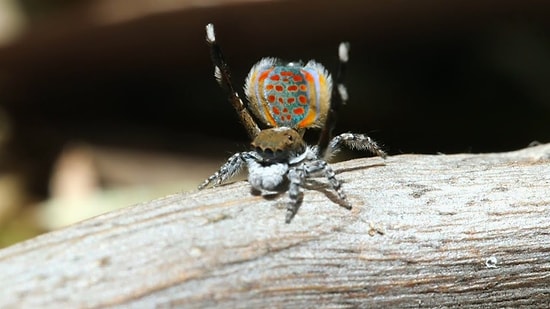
left=287, top=134, right=293, bottom=141
left=264, top=148, right=273, bottom=155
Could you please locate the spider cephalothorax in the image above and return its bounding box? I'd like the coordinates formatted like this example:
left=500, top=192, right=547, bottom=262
left=250, top=127, right=305, bottom=163
left=199, top=23, right=387, bottom=223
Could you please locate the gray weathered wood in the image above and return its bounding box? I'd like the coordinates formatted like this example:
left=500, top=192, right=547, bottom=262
left=1, top=144, right=549, bottom=308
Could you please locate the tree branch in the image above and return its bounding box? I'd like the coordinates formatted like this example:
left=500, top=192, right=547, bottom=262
left=1, top=144, right=549, bottom=308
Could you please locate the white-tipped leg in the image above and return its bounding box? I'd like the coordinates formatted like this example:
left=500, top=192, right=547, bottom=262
left=316, top=42, right=351, bottom=157
left=204, top=23, right=261, bottom=140
left=198, top=152, right=247, bottom=190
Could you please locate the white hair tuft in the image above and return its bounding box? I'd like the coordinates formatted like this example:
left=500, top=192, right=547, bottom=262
left=337, top=84, right=349, bottom=103
left=338, top=42, right=350, bottom=63
left=206, top=23, right=216, bottom=43
left=214, top=66, right=222, bottom=84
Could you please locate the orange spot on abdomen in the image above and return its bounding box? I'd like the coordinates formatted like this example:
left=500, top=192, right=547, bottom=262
left=258, top=70, right=271, bottom=83
left=293, top=107, right=304, bottom=115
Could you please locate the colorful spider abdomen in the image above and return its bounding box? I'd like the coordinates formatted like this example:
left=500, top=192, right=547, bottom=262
left=245, top=58, right=332, bottom=129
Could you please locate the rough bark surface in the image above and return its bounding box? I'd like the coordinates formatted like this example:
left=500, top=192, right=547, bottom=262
left=1, top=144, right=549, bottom=308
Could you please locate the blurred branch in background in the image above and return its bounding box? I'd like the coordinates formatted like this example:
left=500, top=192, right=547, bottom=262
left=37, top=141, right=235, bottom=231
left=0, top=0, right=548, bottom=247
left=0, top=0, right=26, bottom=47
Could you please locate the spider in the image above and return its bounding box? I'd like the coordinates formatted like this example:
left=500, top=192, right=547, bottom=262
left=199, top=23, right=387, bottom=223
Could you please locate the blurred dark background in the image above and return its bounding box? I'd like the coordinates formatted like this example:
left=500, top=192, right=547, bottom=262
left=0, top=0, right=548, bottom=246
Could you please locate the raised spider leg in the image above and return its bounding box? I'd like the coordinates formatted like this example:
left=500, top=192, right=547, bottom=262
left=317, top=42, right=350, bottom=157
left=198, top=151, right=249, bottom=190
left=327, top=132, right=388, bottom=159
left=205, top=23, right=261, bottom=139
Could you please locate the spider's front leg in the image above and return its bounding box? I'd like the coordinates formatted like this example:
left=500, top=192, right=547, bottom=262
left=286, top=166, right=306, bottom=223
left=326, top=133, right=387, bottom=160
left=286, top=159, right=352, bottom=223
left=305, top=159, right=352, bottom=210
left=198, top=152, right=249, bottom=190
left=317, top=42, right=350, bottom=157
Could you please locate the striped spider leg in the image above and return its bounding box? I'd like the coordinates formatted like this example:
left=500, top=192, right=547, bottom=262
left=205, top=23, right=261, bottom=139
